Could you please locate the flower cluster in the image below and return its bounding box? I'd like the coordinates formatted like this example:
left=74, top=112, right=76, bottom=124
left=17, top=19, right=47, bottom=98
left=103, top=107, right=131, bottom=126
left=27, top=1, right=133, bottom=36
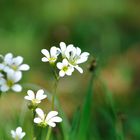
left=24, top=89, right=62, bottom=128
left=41, top=42, right=90, bottom=77
left=0, top=53, right=30, bottom=92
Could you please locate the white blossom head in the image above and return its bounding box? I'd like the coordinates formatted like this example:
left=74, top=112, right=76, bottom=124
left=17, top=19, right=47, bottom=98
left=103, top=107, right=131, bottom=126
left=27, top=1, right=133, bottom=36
left=0, top=53, right=30, bottom=73
left=34, top=108, right=62, bottom=127
left=65, top=46, right=90, bottom=73
left=57, top=59, right=74, bottom=77
left=41, top=47, right=60, bottom=64
left=0, top=69, right=22, bottom=92
left=24, top=89, right=47, bottom=109
left=11, top=126, right=26, bottom=140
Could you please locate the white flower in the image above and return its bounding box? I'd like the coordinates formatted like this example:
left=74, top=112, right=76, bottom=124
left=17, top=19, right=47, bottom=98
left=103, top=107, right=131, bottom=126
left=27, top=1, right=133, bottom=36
left=41, top=47, right=60, bottom=64
left=1, top=53, right=30, bottom=73
left=24, top=89, right=47, bottom=105
left=34, top=108, right=62, bottom=127
left=11, top=126, right=26, bottom=140
left=65, top=46, right=89, bottom=73
left=0, top=69, right=22, bottom=92
left=57, top=59, right=74, bottom=77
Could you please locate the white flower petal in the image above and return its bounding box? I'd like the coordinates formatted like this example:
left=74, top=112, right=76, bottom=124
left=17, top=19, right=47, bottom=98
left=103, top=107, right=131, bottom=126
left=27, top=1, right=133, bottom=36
left=16, top=127, right=22, bottom=135
left=4, top=53, right=13, bottom=64
left=7, top=70, right=22, bottom=83
left=12, top=84, right=22, bottom=92
left=0, top=64, right=4, bottom=70
left=59, top=70, right=65, bottom=77
left=76, top=47, right=81, bottom=56
left=65, top=45, right=75, bottom=59
left=66, top=67, right=74, bottom=76
left=11, top=130, right=16, bottom=138
left=1, top=84, right=9, bottom=92
left=24, top=96, right=32, bottom=101
left=67, top=46, right=76, bottom=57
left=41, top=49, right=50, bottom=59
left=60, top=42, right=66, bottom=57
left=36, top=108, right=45, bottom=120
left=75, top=65, right=83, bottom=73
left=46, top=111, right=58, bottom=122
left=3, top=66, right=11, bottom=73
left=50, top=47, right=60, bottom=57
left=19, top=64, right=30, bottom=71
left=36, top=89, right=47, bottom=100
left=34, top=118, right=42, bottom=124
left=76, top=57, right=88, bottom=64
left=57, top=62, right=63, bottom=69
left=42, top=57, right=49, bottom=62
left=0, top=78, right=6, bottom=85
left=20, top=132, right=26, bottom=139
left=50, top=47, right=57, bottom=57
left=60, top=42, right=66, bottom=52
left=49, top=116, right=62, bottom=123
left=13, top=71, right=22, bottom=82
left=12, top=56, right=23, bottom=66
left=27, top=90, right=35, bottom=100
left=47, top=122, right=56, bottom=127
left=76, top=52, right=89, bottom=64
left=62, top=59, right=68, bottom=66
left=81, top=52, right=90, bottom=57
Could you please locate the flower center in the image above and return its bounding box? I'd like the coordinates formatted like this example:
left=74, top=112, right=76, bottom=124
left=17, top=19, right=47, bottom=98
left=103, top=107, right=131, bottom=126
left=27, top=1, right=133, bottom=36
left=39, top=120, right=47, bottom=127
left=32, top=99, right=40, bottom=104
left=49, top=57, right=56, bottom=63
left=11, top=64, right=18, bottom=71
left=7, top=80, right=13, bottom=87
left=62, top=66, right=68, bottom=72
left=15, top=135, right=20, bottom=140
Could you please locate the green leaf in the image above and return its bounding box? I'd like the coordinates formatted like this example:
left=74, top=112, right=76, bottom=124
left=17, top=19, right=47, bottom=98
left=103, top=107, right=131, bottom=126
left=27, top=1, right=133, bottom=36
left=77, top=73, right=94, bottom=140
left=69, top=108, right=81, bottom=140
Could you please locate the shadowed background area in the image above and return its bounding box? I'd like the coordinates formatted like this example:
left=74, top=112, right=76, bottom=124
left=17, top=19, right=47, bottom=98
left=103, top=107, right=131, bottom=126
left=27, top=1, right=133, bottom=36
left=0, top=0, right=140, bottom=140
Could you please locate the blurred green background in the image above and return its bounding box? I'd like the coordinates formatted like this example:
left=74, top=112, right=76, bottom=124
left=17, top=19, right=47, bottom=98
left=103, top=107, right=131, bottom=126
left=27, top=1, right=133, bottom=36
left=0, top=0, right=140, bottom=140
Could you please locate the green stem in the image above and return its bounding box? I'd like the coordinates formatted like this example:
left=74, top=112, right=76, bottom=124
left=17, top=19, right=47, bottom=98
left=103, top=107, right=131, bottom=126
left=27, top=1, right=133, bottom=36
left=33, top=110, right=36, bottom=140
left=46, top=127, right=52, bottom=140
left=46, top=70, right=59, bottom=140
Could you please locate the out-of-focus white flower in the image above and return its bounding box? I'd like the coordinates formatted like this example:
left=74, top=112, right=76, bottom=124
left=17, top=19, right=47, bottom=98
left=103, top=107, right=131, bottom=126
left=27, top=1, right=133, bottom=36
left=0, top=53, right=30, bottom=73
left=11, top=126, right=26, bottom=140
left=24, top=89, right=47, bottom=105
left=41, top=47, right=60, bottom=64
left=57, top=59, right=74, bottom=77
left=0, top=70, right=22, bottom=92
left=65, top=46, right=90, bottom=73
left=34, top=108, right=62, bottom=127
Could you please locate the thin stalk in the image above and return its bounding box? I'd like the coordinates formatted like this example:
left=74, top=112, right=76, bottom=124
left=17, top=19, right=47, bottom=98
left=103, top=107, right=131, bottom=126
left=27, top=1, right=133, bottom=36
left=33, top=110, right=36, bottom=140
left=46, top=127, right=52, bottom=140
left=46, top=67, right=59, bottom=140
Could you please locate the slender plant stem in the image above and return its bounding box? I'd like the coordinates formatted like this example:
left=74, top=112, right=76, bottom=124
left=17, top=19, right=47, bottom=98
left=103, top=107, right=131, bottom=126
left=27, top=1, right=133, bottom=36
left=46, top=127, right=52, bottom=140
left=33, top=110, right=36, bottom=140
left=46, top=68, right=59, bottom=140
